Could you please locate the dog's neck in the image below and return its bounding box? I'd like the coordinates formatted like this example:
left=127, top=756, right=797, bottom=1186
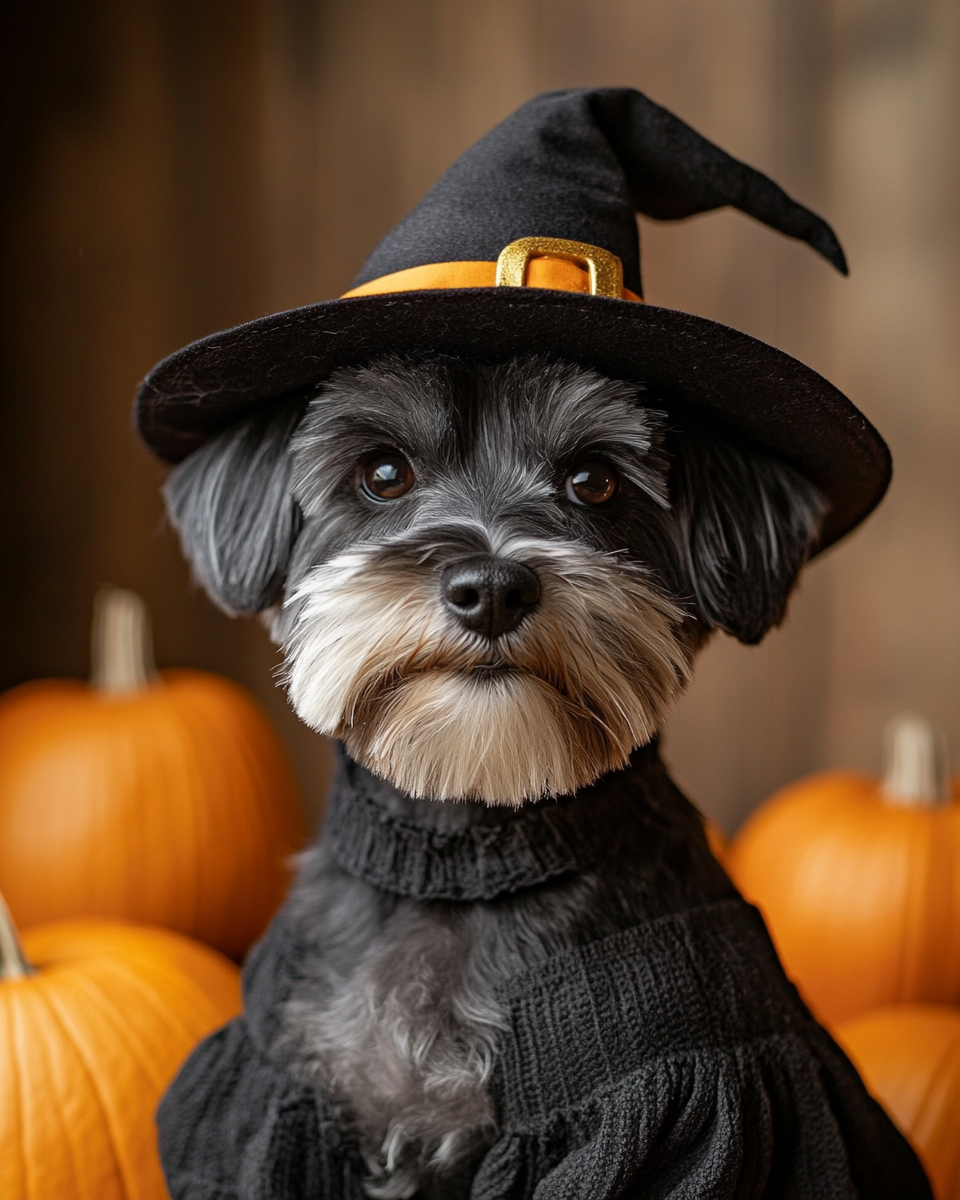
left=321, top=740, right=677, bottom=903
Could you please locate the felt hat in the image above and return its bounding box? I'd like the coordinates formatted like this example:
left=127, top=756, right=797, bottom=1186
left=135, top=88, right=889, bottom=551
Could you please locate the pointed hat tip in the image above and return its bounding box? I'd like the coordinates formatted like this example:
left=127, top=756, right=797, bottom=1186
left=810, top=220, right=849, bottom=275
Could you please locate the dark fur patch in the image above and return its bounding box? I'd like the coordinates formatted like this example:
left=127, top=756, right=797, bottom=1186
left=163, top=395, right=306, bottom=614
left=668, top=421, right=826, bottom=643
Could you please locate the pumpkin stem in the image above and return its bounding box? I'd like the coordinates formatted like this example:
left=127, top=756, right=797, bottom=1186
left=0, top=892, right=33, bottom=979
left=881, top=713, right=951, bottom=808
left=91, top=586, right=157, bottom=695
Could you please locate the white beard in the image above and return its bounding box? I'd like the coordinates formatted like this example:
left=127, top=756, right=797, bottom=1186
left=284, top=535, right=690, bottom=806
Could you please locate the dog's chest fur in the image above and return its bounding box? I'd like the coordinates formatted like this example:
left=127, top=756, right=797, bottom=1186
left=283, top=862, right=506, bottom=1199
left=282, top=859, right=597, bottom=1198
left=276, top=765, right=717, bottom=1200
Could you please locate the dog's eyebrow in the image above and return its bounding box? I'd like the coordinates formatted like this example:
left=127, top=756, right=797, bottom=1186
left=298, top=376, right=452, bottom=450
left=473, top=359, right=669, bottom=505
left=289, top=361, right=458, bottom=511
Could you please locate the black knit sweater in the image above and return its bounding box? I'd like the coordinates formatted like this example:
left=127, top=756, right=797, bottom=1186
left=158, top=746, right=931, bottom=1200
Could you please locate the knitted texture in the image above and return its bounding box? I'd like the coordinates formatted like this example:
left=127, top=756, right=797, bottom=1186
left=158, top=749, right=932, bottom=1200
left=322, top=744, right=633, bottom=900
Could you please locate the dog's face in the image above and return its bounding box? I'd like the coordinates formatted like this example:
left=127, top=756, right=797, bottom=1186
left=281, top=358, right=689, bottom=805
left=164, top=355, right=824, bottom=805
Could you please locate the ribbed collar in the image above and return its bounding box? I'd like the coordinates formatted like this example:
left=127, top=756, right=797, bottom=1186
left=322, top=741, right=669, bottom=901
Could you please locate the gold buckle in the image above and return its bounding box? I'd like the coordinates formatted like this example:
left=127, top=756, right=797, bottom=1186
left=494, top=236, right=624, bottom=298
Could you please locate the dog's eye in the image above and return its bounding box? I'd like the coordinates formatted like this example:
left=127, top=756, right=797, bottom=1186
left=360, top=453, right=416, bottom=501
left=565, top=460, right=618, bottom=506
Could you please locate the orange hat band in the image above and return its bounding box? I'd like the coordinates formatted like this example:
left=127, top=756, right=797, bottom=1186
left=341, top=236, right=643, bottom=303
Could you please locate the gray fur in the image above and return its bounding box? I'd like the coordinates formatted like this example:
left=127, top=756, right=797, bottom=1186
left=275, top=355, right=673, bottom=647
left=280, top=850, right=503, bottom=1199
left=164, top=354, right=824, bottom=644
left=280, top=846, right=646, bottom=1197
left=161, top=353, right=827, bottom=1196
left=163, top=396, right=305, bottom=614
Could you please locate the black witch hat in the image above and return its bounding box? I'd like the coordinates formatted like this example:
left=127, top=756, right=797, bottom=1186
left=136, top=88, right=889, bottom=551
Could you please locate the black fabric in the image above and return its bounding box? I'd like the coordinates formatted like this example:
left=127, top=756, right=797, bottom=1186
left=157, top=748, right=931, bottom=1200
left=136, top=289, right=888, bottom=552
left=324, top=742, right=654, bottom=901
left=476, top=903, right=924, bottom=1200
left=158, top=905, right=366, bottom=1200
left=317, top=739, right=734, bottom=919
left=134, top=87, right=890, bottom=553
left=156, top=1017, right=362, bottom=1200
left=356, top=89, right=846, bottom=295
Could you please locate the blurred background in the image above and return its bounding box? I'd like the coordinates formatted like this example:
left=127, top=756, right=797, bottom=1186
left=1, top=0, right=958, bottom=833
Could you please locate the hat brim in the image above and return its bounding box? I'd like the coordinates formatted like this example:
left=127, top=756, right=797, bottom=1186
left=135, top=288, right=890, bottom=553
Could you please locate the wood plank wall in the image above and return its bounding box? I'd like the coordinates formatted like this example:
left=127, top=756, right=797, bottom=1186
left=1, top=0, right=957, bottom=832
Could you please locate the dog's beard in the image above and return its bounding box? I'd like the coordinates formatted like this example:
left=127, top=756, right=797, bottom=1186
left=284, top=536, right=690, bottom=805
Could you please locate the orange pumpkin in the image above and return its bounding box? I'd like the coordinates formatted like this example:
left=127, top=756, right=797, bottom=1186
left=728, top=715, right=960, bottom=1024
left=0, top=588, right=307, bottom=960
left=835, top=1004, right=960, bottom=1199
left=0, top=893, right=241, bottom=1200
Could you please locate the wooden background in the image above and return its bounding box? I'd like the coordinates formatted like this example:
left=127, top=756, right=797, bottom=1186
left=2, top=0, right=958, bottom=832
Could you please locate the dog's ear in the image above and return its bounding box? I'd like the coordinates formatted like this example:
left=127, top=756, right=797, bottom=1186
left=670, top=422, right=826, bottom=645
left=162, top=398, right=306, bottom=615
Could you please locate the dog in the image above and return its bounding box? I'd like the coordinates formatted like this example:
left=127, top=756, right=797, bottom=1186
left=160, top=353, right=860, bottom=1199
left=145, top=90, right=929, bottom=1200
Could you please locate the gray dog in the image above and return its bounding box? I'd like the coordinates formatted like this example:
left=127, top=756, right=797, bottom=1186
left=144, top=92, right=930, bottom=1200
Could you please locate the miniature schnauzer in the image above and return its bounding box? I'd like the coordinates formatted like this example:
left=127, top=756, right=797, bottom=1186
left=164, top=352, right=823, bottom=1197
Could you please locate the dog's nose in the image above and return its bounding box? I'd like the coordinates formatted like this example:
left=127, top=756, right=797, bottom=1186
left=440, top=556, right=541, bottom=638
